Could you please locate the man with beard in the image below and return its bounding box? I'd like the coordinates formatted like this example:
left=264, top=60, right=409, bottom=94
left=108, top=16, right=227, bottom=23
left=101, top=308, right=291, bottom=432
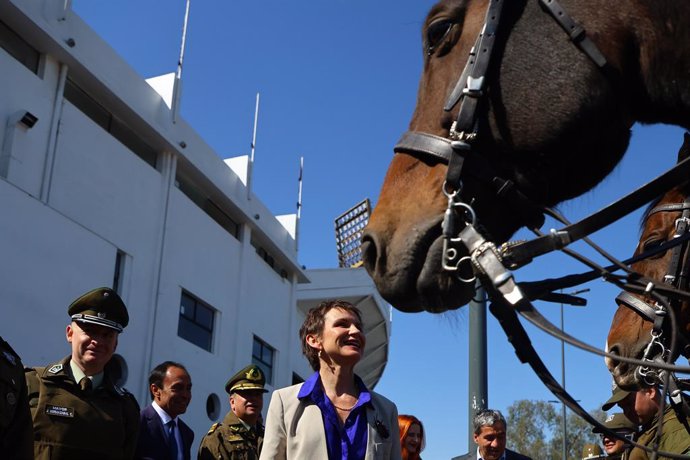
left=25, top=287, right=140, bottom=459
left=453, top=409, right=533, bottom=460
left=604, top=384, right=690, bottom=459
left=198, top=364, right=267, bottom=460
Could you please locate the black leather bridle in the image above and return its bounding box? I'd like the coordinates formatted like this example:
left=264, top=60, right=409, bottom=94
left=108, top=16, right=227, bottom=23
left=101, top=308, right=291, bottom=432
left=392, top=0, right=617, bottom=300
left=616, top=197, right=690, bottom=385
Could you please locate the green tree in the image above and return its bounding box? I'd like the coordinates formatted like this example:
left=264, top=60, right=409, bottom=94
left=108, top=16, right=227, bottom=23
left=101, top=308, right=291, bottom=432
left=506, top=400, right=604, bottom=460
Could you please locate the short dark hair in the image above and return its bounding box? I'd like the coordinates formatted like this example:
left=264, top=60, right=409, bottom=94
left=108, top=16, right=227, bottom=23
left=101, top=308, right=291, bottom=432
left=148, top=361, right=188, bottom=400
left=473, top=409, right=506, bottom=435
left=299, top=300, right=363, bottom=371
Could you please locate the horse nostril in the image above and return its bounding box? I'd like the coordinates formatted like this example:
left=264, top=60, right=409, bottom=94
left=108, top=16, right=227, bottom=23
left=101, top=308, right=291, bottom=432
left=361, top=232, right=379, bottom=274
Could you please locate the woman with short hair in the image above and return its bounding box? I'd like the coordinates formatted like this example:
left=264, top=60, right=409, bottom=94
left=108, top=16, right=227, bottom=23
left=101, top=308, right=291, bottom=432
left=260, top=300, right=401, bottom=459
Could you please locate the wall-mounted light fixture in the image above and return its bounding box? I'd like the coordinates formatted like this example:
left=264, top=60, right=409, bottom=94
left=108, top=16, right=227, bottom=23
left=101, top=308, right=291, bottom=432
left=1, top=110, right=40, bottom=177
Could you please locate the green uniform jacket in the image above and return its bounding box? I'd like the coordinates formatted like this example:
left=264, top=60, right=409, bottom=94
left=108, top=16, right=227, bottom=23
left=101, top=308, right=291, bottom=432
left=0, top=337, right=33, bottom=459
left=25, top=355, right=140, bottom=460
left=624, top=406, right=690, bottom=460
left=198, top=411, right=264, bottom=460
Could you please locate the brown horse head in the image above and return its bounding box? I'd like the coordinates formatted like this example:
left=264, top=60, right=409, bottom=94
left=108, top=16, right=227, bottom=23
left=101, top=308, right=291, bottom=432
left=607, top=133, right=690, bottom=389
left=363, top=0, right=690, bottom=312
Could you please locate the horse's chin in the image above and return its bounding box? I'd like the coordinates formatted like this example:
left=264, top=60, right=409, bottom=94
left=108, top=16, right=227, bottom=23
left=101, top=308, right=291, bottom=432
left=610, top=367, right=641, bottom=391
left=374, top=236, right=476, bottom=313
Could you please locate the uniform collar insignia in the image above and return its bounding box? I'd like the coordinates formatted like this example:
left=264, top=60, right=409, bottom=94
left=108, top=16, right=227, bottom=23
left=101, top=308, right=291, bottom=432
left=2, top=351, right=16, bottom=366
left=48, top=364, right=63, bottom=374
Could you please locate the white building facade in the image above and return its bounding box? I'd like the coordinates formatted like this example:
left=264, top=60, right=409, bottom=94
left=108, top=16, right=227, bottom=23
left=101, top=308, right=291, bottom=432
left=0, top=0, right=391, bottom=451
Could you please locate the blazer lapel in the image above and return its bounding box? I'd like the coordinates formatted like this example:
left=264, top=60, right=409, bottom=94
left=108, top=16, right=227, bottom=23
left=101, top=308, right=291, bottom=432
left=365, top=396, right=391, bottom=460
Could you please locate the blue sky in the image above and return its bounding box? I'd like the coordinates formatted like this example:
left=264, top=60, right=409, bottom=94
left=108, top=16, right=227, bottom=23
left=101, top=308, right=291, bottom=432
left=72, top=1, right=687, bottom=458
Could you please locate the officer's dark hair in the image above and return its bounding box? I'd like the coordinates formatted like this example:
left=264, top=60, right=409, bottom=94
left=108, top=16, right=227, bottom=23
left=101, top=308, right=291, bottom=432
left=148, top=361, right=188, bottom=400
left=473, top=409, right=507, bottom=435
left=299, top=300, right=363, bottom=371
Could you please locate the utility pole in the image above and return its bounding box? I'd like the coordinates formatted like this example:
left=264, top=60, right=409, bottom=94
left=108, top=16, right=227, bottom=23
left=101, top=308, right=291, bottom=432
left=468, top=283, right=487, bottom=450
left=559, top=288, right=589, bottom=460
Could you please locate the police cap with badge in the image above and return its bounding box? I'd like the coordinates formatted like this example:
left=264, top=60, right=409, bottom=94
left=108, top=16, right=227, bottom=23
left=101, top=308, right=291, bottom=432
left=225, top=364, right=268, bottom=394
left=592, top=412, right=637, bottom=434
left=602, top=383, right=631, bottom=411
left=68, top=287, right=129, bottom=333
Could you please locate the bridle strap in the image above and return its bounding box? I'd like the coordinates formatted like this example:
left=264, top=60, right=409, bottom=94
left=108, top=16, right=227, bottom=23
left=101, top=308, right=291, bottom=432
left=502, top=155, right=690, bottom=268
left=394, top=132, right=454, bottom=163
left=650, top=203, right=690, bottom=214
left=538, top=0, right=607, bottom=68
left=616, top=291, right=662, bottom=323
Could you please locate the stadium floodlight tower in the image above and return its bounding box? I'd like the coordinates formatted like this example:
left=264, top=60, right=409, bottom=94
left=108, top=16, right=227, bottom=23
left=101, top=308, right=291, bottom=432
left=334, top=199, right=371, bottom=268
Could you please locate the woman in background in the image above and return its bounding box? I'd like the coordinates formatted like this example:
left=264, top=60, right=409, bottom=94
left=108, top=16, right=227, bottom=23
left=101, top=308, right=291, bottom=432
left=398, top=415, right=425, bottom=460
left=260, top=299, right=401, bottom=459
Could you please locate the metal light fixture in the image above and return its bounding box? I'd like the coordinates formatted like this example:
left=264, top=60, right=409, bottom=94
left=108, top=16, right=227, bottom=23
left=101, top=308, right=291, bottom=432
left=334, top=199, right=371, bottom=268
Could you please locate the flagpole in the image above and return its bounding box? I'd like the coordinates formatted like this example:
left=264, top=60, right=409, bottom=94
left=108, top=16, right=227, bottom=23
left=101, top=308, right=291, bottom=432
left=295, top=156, right=303, bottom=251
left=172, top=0, right=191, bottom=123
left=247, top=92, right=260, bottom=199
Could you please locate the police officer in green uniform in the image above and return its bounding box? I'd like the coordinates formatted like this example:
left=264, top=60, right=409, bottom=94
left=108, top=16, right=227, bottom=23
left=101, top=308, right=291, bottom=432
left=592, top=412, right=636, bottom=460
left=25, top=287, right=140, bottom=459
left=198, top=364, right=268, bottom=460
left=0, top=335, right=33, bottom=459
left=603, top=384, right=690, bottom=460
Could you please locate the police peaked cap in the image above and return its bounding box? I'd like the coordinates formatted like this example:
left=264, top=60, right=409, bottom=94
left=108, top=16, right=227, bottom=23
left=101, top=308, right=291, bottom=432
left=68, top=287, right=129, bottom=332
left=225, top=364, right=268, bottom=394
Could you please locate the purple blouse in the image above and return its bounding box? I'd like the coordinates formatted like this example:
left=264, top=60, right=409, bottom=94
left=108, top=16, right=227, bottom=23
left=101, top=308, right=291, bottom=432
left=297, top=371, right=372, bottom=460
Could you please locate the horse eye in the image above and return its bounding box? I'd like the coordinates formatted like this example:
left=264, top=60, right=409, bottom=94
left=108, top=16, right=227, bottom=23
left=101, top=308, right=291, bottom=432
left=425, top=20, right=453, bottom=56
left=642, top=238, right=667, bottom=258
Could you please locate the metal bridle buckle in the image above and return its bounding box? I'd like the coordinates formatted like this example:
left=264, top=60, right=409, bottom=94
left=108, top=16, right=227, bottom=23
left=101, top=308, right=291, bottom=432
left=441, top=186, right=477, bottom=283
left=637, top=329, right=669, bottom=386
left=448, top=121, right=478, bottom=142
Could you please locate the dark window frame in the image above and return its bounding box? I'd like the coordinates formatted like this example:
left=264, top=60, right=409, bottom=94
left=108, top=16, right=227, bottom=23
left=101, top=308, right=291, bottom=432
left=178, top=290, right=215, bottom=352
left=63, top=79, right=158, bottom=168
left=252, top=335, right=275, bottom=384
left=0, top=19, right=40, bottom=74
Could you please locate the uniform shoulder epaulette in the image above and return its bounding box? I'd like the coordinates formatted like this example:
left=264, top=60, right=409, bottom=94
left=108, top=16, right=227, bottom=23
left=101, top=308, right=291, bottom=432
left=207, top=422, right=220, bottom=434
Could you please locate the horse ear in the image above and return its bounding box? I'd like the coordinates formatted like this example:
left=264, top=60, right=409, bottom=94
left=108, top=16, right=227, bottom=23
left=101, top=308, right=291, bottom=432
left=678, top=132, right=690, bottom=162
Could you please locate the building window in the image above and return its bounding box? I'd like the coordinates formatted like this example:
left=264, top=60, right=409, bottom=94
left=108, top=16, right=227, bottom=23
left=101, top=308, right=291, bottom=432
left=0, top=20, right=39, bottom=74
left=206, top=393, right=221, bottom=421
left=64, top=78, right=158, bottom=168
left=252, top=336, right=275, bottom=384
left=178, top=291, right=215, bottom=352
left=176, top=172, right=239, bottom=239
left=250, top=238, right=289, bottom=280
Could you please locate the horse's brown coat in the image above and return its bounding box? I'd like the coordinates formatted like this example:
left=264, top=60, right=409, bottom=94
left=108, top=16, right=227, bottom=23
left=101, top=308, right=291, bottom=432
left=363, top=0, right=690, bottom=313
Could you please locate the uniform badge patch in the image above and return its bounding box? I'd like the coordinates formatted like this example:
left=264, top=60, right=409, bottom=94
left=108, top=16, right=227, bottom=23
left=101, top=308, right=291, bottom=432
left=2, top=351, right=16, bottom=366
left=45, top=405, right=74, bottom=418
left=47, top=364, right=63, bottom=374
left=6, top=392, right=16, bottom=405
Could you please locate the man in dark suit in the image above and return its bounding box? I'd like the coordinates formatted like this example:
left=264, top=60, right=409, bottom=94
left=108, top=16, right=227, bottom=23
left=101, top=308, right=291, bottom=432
left=135, top=361, right=194, bottom=460
left=452, top=409, right=533, bottom=460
